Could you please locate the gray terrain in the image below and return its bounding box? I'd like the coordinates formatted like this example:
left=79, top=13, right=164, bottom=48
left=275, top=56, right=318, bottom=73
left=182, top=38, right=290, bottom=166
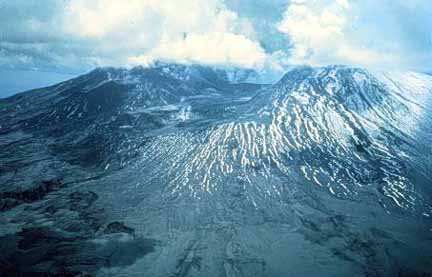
left=0, top=63, right=431, bottom=276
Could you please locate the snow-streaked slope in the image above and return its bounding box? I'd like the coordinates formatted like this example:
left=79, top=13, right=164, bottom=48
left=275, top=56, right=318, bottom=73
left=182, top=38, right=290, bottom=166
left=117, top=66, right=432, bottom=214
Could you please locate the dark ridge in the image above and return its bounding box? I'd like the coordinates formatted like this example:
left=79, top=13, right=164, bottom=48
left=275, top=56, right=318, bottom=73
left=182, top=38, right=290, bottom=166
left=0, top=179, right=63, bottom=212
left=104, top=222, right=135, bottom=235
left=0, top=188, right=157, bottom=276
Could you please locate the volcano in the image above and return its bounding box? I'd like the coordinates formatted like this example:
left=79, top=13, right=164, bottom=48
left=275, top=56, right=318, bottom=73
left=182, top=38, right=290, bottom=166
left=1, top=64, right=431, bottom=276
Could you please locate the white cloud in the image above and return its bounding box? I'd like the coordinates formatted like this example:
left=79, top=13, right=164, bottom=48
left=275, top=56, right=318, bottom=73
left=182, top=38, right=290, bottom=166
left=0, top=0, right=430, bottom=73
left=277, top=0, right=366, bottom=66
left=128, top=32, right=265, bottom=68
left=277, top=0, right=432, bottom=70
left=56, top=0, right=265, bottom=68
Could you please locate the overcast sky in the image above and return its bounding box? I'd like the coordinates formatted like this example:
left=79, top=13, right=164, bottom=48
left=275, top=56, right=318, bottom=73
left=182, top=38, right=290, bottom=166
left=0, top=0, right=431, bottom=76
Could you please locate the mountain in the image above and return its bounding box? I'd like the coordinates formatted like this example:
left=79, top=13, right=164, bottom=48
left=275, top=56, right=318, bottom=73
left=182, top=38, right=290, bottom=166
left=0, top=64, right=431, bottom=276
left=0, top=63, right=266, bottom=168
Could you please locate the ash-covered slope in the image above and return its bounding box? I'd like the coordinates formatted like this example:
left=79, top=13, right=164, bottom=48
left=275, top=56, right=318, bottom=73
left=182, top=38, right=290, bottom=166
left=0, top=63, right=265, bottom=168
left=0, top=65, right=431, bottom=276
